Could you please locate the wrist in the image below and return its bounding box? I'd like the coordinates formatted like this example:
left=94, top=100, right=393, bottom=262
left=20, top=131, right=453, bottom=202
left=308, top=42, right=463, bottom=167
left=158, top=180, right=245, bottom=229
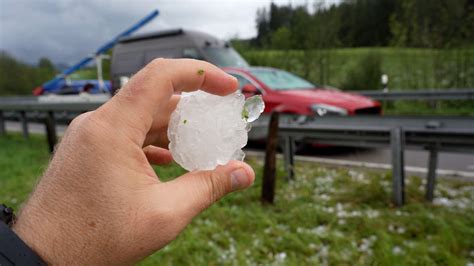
left=0, top=204, right=47, bottom=265
left=11, top=195, right=83, bottom=264
left=12, top=208, right=53, bottom=264
left=11, top=192, right=124, bottom=265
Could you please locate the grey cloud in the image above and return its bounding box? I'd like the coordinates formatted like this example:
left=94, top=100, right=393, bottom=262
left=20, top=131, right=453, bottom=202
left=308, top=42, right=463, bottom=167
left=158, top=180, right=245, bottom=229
left=0, top=0, right=330, bottom=65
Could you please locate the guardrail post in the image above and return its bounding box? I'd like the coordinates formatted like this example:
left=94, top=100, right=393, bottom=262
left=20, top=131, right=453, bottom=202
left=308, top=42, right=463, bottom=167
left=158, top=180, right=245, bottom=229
left=20, top=111, right=29, bottom=139
left=45, top=111, right=57, bottom=154
left=262, top=112, right=279, bottom=204
left=390, top=127, right=405, bottom=207
left=425, top=145, right=439, bottom=202
left=0, top=111, right=5, bottom=135
left=283, top=135, right=295, bottom=180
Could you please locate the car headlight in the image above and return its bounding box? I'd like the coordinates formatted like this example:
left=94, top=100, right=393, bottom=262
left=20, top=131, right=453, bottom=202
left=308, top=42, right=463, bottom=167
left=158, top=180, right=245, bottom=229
left=310, top=104, right=348, bottom=116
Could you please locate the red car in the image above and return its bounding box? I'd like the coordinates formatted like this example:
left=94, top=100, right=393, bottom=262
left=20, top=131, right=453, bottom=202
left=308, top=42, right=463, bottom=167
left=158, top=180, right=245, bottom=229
left=224, top=66, right=381, bottom=116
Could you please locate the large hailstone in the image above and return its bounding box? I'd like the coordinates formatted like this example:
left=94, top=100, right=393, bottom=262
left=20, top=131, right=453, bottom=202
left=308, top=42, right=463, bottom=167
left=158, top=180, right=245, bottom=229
left=168, top=90, right=264, bottom=171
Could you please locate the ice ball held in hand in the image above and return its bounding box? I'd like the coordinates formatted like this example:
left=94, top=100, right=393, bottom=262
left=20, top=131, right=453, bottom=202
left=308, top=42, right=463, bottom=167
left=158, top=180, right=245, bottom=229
left=168, top=90, right=265, bottom=171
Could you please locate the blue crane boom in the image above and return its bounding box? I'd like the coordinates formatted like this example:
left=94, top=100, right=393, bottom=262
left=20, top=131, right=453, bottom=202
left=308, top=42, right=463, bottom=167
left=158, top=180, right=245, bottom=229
left=41, top=10, right=159, bottom=92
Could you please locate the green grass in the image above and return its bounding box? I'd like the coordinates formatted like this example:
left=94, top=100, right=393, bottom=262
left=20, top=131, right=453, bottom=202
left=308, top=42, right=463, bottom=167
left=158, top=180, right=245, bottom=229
left=1, top=134, right=473, bottom=265
left=382, top=100, right=474, bottom=116
left=241, top=48, right=474, bottom=91
left=0, top=134, right=50, bottom=208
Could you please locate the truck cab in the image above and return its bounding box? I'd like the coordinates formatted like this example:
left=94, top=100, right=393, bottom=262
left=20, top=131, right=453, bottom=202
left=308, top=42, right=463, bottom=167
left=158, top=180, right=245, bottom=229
left=110, top=28, right=249, bottom=93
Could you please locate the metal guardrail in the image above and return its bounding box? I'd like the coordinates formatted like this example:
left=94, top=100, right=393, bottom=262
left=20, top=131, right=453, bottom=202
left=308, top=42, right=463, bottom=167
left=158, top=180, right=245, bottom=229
left=261, top=114, right=474, bottom=206
left=0, top=96, right=107, bottom=152
left=356, top=88, right=474, bottom=100
left=0, top=95, right=106, bottom=111
left=1, top=94, right=473, bottom=207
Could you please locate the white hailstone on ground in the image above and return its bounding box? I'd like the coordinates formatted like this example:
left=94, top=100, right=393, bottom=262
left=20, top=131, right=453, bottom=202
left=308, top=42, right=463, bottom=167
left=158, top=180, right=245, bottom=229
left=320, top=194, right=330, bottom=201
left=397, top=227, right=406, bottom=234
left=312, top=225, right=327, bottom=236
left=392, top=246, right=403, bottom=255
left=168, top=90, right=264, bottom=171
left=433, top=197, right=453, bottom=207
left=388, top=224, right=395, bottom=232
left=366, top=210, right=380, bottom=219
left=275, top=252, right=287, bottom=262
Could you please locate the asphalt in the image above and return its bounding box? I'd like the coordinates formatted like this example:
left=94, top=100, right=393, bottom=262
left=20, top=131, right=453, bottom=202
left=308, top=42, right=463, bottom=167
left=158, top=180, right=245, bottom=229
left=5, top=121, right=474, bottom=178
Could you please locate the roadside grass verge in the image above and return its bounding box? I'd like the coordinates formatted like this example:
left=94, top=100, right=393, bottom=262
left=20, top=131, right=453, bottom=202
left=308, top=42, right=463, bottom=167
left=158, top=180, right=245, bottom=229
left=1, top=134, right=473, bottom=265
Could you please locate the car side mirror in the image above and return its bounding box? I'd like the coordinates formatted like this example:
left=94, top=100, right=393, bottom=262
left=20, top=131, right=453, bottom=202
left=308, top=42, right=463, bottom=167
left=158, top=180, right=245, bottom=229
left=242, top=84, right=260, bottom=95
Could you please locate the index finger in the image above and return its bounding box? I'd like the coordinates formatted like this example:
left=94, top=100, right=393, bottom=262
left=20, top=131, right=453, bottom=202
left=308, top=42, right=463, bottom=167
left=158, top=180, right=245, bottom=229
left=97, top=58, right=238, bottom=144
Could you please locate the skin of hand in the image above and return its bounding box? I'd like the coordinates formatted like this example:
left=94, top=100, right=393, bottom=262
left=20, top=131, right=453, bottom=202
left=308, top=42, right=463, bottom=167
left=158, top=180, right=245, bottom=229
left=12, top=58, right=255, bottom=265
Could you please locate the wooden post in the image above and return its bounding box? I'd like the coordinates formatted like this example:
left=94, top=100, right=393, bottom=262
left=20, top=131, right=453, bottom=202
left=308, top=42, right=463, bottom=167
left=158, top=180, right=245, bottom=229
left=425, top=145, right=439, bottom=202
left=391, top=127, right=405, bottom=207
left=0, top=111, right=5, bottom=135
left=262, top=112, right=279, bottom=204
left=282, top=135, right=295, bottom=180
left=20, top=111, right=29, bottom=139
left=45, top=111, right=57, bottom=154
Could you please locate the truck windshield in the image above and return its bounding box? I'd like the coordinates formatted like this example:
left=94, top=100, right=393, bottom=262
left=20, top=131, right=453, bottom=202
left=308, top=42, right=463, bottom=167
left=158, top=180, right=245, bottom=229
left=250, top=69, right=315, bottom=90
left=203, top=47, right=249, bottom=67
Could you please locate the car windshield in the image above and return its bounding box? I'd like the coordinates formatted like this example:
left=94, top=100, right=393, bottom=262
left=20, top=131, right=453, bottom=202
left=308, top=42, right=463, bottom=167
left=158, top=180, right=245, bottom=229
left=250, top=69, right=315, bottom=90
left=203, top=47, right=249, bottom=67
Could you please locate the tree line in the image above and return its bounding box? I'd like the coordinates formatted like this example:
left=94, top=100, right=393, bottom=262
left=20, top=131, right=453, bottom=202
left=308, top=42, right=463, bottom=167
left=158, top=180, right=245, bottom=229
left=0, top=51, right=56, bottom=95
left=249, top=0, right=474, bottom=50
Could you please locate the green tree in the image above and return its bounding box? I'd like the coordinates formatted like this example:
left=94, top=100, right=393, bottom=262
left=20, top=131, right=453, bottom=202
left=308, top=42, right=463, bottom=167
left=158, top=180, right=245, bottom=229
left=289, top=6, right=312, bottom=49
left=38, top=57, right=55, bottom=71
left=390, top=0, right=469, bottom=48
left=270, top=27, right=292, bottom=49
left=0, top=52, right=56, bottom=95
left=37, top=57, right=56, bottom=82
left=337, top=0, right=396, bottom=47
left=254, top=7, right=270, bottom=47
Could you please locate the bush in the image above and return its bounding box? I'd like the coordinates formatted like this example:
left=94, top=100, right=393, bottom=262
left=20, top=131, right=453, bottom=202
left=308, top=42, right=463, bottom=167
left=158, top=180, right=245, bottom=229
left=341, top=52, right=383, bottom=91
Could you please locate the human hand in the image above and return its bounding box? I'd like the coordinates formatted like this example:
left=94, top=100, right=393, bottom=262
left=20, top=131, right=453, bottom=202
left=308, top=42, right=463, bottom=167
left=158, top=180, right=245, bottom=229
left=12, top=59, right=255, bottom=265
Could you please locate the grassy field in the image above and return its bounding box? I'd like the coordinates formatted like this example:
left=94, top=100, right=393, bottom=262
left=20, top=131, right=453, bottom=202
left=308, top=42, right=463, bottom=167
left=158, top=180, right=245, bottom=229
left=241, top=48, right=474, bottom=91
left=1, top=133, right=473, bottom=265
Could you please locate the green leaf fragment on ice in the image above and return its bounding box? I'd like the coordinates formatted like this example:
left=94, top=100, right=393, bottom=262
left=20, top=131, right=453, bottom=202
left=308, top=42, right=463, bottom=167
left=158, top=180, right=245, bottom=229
left=243, top=95, right=265, bottom=123
left=242, top=107, right=249, bottom=121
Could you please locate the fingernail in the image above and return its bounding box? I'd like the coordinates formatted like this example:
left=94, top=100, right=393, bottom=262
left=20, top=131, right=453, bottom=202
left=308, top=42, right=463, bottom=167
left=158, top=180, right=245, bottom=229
left=230, top=168, right=249, bottom=191
left=227, top=74, right=238, bottom=83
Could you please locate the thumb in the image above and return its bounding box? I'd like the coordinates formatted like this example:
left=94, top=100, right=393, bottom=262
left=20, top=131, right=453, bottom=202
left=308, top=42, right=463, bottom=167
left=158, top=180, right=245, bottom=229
left=163, top=161, right=255, bottom=220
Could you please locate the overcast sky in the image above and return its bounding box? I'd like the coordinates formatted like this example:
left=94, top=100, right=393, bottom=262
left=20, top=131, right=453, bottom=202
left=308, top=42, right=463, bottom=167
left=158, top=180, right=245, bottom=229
left=0, top=0, right=339, bottom=65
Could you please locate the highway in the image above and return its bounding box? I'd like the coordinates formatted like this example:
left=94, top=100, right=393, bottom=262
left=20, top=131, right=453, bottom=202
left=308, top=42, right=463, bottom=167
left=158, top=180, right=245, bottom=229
left=5, top=121, right=474, bottom=178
